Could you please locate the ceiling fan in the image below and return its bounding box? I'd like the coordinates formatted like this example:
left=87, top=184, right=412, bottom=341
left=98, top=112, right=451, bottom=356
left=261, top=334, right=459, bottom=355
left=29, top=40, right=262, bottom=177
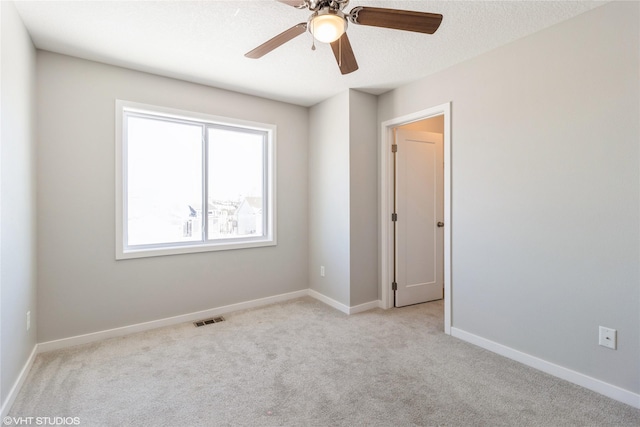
left=245, top=0, right=443, bottom=75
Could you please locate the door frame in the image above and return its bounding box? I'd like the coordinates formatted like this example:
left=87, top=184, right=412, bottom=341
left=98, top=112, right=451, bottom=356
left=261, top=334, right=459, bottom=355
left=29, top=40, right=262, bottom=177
left=379, top=102, right=452, bottom=335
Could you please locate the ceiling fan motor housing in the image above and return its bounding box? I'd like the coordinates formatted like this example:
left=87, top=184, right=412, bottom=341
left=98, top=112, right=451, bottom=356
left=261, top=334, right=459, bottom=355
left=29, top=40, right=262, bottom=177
left=307, top=0, right=350, bottom=12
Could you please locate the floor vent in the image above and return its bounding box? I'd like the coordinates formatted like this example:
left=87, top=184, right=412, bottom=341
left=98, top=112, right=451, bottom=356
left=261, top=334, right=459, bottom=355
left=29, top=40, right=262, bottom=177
left=194, top=316, right=225, bottom=327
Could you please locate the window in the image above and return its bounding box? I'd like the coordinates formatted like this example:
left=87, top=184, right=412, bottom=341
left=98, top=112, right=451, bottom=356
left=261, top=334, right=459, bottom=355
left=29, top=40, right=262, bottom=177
left=116, top=100, right=276, bottom=259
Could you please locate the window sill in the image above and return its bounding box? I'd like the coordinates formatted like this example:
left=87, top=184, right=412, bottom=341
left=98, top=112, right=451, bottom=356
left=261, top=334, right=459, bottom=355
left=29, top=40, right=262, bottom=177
left=116, top=238, right=276, bottom=260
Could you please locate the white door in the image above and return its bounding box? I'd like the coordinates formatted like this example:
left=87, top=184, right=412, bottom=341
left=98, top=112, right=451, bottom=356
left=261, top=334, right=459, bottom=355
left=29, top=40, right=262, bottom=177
left=395, top=130, right=444, bottom=307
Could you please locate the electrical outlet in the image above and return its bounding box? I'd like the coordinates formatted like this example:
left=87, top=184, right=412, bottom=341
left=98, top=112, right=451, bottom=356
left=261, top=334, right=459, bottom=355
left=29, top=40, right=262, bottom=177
left=320, top=266, right=325, bottom=277
left=599, top=326, right=616, bottom=350
left=27, top=311, right=31, bottom=331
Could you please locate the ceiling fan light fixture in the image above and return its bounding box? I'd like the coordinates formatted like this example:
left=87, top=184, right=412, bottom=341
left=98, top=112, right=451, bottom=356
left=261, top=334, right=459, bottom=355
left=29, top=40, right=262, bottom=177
left=310, top=9, right=347, bottom=43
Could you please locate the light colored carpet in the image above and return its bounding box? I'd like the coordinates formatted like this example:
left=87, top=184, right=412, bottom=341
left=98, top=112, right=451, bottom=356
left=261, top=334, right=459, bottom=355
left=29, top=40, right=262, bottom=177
left=8, top=297, right=640, bottom=426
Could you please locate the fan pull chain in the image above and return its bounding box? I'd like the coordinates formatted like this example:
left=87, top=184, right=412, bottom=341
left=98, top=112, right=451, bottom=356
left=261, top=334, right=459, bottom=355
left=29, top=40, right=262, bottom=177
left=338, top=36, right=342, bottom=67
left=311, top=19, right=316, bottom=51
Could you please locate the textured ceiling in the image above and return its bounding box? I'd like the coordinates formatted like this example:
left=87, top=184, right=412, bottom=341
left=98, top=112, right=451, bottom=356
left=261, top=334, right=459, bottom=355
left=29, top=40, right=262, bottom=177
left=14, top=0, right=606, bottom=106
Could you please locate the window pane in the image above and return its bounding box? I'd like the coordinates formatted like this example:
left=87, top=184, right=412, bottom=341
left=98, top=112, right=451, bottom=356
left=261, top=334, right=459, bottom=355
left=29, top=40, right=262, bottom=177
left=126, top=115, right=202, bottom=246
left=207, top=128, right=265, bottom=240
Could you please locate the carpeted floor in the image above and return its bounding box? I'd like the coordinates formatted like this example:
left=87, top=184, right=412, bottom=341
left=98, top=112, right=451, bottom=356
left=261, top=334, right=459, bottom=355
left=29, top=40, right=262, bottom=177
left=8, top=297, right=640, bottom=426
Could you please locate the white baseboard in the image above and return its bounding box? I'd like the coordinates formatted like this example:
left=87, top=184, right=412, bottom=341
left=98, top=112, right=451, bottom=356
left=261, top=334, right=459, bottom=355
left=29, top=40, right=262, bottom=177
left=1, top=345, right=38, bottom=419
left=348, top=299, right=382, bottom=314
left=451, top=327, right=640, bottom=409
left=307, top=289, right=381, bottom=315
left=38, top=289, right=308, bottom=353
left=39, top=289, right=379, bottom=354
left=308, top=289, right=350, bottom=314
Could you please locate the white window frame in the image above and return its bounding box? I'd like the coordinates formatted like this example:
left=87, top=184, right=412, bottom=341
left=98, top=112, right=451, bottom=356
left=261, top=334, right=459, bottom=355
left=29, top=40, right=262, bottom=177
left=115, top=100, right=276, bottom=260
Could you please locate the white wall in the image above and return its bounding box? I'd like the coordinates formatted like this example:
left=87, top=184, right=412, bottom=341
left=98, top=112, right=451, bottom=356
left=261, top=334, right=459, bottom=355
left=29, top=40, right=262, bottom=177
left=308, top=91, right=351, bottom=305
left=379, top=1, right=639, bottom=394
left=0, top=0, right=37, bottom=410
left=36, top=52, right=309, bottom=342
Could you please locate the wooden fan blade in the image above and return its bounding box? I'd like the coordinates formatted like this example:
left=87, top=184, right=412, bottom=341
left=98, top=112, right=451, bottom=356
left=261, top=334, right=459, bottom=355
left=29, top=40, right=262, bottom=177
left=245, top=23, right=307, bottom=59
left=330, top=33, right=359, bottom=75
left=349, top=7, right=442, bottom=34
left=277, top=0, right=307, bottom=8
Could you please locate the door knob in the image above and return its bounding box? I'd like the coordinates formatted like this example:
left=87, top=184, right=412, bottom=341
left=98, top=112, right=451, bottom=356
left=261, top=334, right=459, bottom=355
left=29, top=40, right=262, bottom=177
left=437, top=222, right=444, bottom=227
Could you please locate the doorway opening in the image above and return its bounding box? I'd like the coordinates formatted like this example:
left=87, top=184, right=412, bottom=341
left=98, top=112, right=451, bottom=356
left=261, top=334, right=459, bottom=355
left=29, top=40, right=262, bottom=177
left=380, top=103, right=452, bottom=334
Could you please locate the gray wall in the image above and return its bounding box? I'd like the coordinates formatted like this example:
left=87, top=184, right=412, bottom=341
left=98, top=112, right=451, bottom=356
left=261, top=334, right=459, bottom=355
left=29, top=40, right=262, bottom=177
left=378, top=1, right=639, bottom=393
left=36, top=52, right=309, bottom=342
left=308, top=90, right=378, bottom=307
left=0, top=1, right=37, bottom=408
left=348, top=90, right=379, bottom=306
left=308, top=91, right=351, bottom=305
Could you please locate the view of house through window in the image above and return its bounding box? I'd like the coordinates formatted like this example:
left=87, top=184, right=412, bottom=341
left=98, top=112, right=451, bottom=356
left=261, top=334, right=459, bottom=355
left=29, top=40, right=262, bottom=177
left=207, top=127, right=265, bottom=240
left=118, top=102, right=275, bottom=258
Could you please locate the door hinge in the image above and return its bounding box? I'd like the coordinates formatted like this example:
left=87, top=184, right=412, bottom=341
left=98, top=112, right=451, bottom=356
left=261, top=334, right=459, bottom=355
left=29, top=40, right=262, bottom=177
left=391, top=144, right=398, bottom=153
left=391, top=213, right=398, bottom=222
left=392, top=282, right=397, bottom=291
